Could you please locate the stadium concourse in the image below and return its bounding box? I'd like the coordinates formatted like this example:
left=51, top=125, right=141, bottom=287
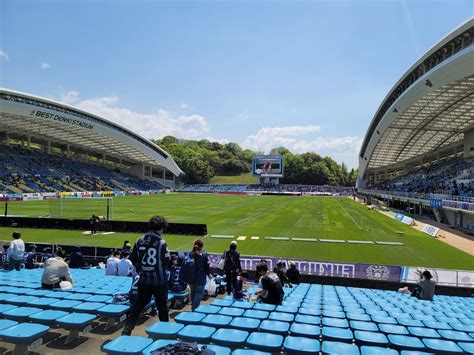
left=0, top=268, right=474, bottom=354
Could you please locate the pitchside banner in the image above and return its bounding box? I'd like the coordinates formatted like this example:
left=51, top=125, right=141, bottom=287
left=394, top=213, right=414, bottom=225
left=420, top=224, right=440, bottom=237
left=208, top=254, right=402, bottom=282
left=401, top=267, right=474, bottom=288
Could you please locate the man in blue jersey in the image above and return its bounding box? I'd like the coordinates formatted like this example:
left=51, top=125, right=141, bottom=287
left=122, top=215, right=170, bottom=335
left=24, top=245, right=41, bottom=269
left=0, top=244, right=10, bottom=269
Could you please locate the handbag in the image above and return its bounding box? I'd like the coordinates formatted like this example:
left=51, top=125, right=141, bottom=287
left=216, top=251, right=226, bottom=271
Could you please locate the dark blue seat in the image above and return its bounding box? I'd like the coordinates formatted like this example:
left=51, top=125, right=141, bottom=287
left=219, top=307, right=245, bottom=317
left=355, top=330, right=389, bottom=346
left=243, top=310, right=269, bottom=320
left=253, top=303, right=276, bottom=312
left=290, top=323, right=320, bottom=339
left=269, top=311, right=294, bottom=322
left=246, top=332, right=283, bottom=352
left=322, top=341, right=360, bottom=354
left=437, top=329, right=473, bottom=342
left=211, top=328, right=249, bottom=347
left=28, top=310, right=69, bottom=325
left=360, top=346, right=398, bottom=355
left=229, top=317, right=260, bottom=331
left=102, top=335, right=153, bottom=354
left=201, top=314, right=232, bottom=328
left=322, top=326, right=354, bottom=343
left=145, top=321, right=184, bottom=339
left=178, top=324, right=216, bottom=343
left=284, top=335, right=320, bottom=354
left=408, top=327, right=440, bottom=338
left=322, top=317, right=348, bottom=328
left=388, top=334, right=425, bottom=351
left=174, top=311, right=206, bottom=325
left=2, top=306, right=42, bottom=321
left=422, top=338, right=463, bottom=353
left=260, top=320, right=289, bottom=335
left=295, top=314, right=320, bottom=325
left=379, top=324, right=409, bottom=335
left=350, top=321, right=379, bottom=332
left=195, top=305, right=221, bottom=314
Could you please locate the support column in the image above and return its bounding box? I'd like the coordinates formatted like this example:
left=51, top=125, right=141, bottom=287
left=162, top=169, right=166, bottom=184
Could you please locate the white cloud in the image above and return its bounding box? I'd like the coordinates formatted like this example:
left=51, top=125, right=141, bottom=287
left=41, top=62, right=51, bottom=69
left=0, top=50, right=9, bottom=61
left=242, top=125, right=361, bottom=168
left=57, top=91, right=209, bottom=140
left=180, top=103, right=189, bottom=109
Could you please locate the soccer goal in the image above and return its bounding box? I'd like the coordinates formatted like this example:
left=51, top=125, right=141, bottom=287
left=48, top=197, right=114, bottom=220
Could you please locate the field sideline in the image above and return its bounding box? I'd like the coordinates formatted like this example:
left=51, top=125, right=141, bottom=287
left=1, top=193, right=472, bottom=270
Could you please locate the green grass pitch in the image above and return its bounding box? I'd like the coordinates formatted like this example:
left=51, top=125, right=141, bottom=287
left=1, top=193, right=472, bottom=270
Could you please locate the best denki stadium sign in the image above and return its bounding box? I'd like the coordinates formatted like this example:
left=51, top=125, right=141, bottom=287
left=31, top=110, right=94, bottom=130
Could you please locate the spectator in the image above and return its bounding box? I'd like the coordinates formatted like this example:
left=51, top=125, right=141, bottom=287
left=168, top=254, right=187, bottom=293
left=41, top=249, right=74, bottom=289
left=223, top=241, right=241, bottom=295
left=104, top=249, right=114, bottom=264
left=255, top=259, right=268, bottom=282
left=122, top=216, right=170, bottom=336
left=117, top=251, right=133, bottom=276
left=106, top=251, right=120, bottom=276
left=254, top=262, right=284, bottom=305
left=187, top=239, right=212, bottom=311
left=41, top=247, right=54, bottom=263
left=24, top=245, right=42, bottom=269
left=68, top=246, right=85, bottom=268
left=7, top=231, right=25, bottom=271
left=274, top=260, right=292, bottom=287
left=399, top=270, right=436, bottom=301
left=1, top=244, right=10, bottom=269
left=120, top=243, right=132, bottom=258
left=286, top=262, right=301, bottom=284
left=233, top=271, right=249, bottom=300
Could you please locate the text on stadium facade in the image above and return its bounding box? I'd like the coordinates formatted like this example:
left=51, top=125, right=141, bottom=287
left=32, top=110, right=94, bottom=130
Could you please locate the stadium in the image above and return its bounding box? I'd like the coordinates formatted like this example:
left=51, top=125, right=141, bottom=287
left=0, top=12, right=473, bottom=355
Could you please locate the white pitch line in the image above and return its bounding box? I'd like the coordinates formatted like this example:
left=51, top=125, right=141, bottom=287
left=336, top=198, right=362, bottom=229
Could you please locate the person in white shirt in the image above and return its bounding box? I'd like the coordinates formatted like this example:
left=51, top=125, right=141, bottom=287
left=41, top=249, right=74, bottom=289
left=7, top=231, right=25, bottom=271
left=106, top=251, right=120, bottom=276
left=117, top=251, right=133, bottom=276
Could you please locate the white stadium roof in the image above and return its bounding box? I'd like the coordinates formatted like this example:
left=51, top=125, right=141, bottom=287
left=0, top=88, right=183, bottom=176
left=358, top=18, right=473, bottom=184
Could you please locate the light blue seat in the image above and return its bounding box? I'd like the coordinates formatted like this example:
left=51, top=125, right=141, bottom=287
left=0, top=322, right=49, bottom=354
left=28, top=310, right=68, bottom=325
left=45, top=291, right=73, bottom=299
left=260, top=320, right=289, bottom=335
left=361, top=346, right=398, bottom=354
left=26, top=289, right=53, bottom=297
left=253, top=303, right=276, bottom=312
left=298, top=307, right=321, bottom=316
left=423, top=321, right=452, bottom=330
left=347, top=313, right=371, bottom=322
left=379, top=324, right=409, bottom=335
left=56, top=313, right=96, bottom=329
left=451, top=323, right=474, bottom=332
left=323, top=310, right=346, bottom=319
left=290, top=323, right=320, bottom=339
left=65, top=293, right=93, bottom=301
left=422, top=338, right=463, bottom=353
left=269, top=311, right=294, bottom=322
left=413, top=315, right=436, bottom=322
left=458, top=342, right=474, bottom=354
left=243, top=309, right=269, bottom=320
left=145, top=321, right=184, bottom=339
left=231, top=301, right=254, bottom=309
left=322, top=341, right=360, bottom=354
left=437, top=329, right=473, bottom=342
left=25, top=297, right=58, bottom=308
left=276, top=305, right=298, bottom=314
left=322, top=326, right=353, bottom=343
left=195, top=305, right=221, bottom=314
left=201, top=314, right=232, bottom=328
left=175, top=311, right=206, bottom=325
left=178, top=324, right=216, bottom=343
left=211, top=328, right=249, bottom=347
left=408, top=327, right=440, bottom=338
left=397, top=318, right=424, bottom=327
left=2, top=306, right=42, bottom=321
left=84, top=295, right=112, bottom=303
left=50, top=300, right=82, bottom=311
left=350, top=321, right=379, bottom=332
left=212, top=299, right=233, bottom=307
left=388, top=334, right=425, bottom=351
left=232, top=350, right=270, bottom=355
left=72, top=302, right=106, bottom=313
left=0, top=304, right=18, bottom=314
left=321, top=317, right=348, bottom=328
left=219, top=307, right=245, bottom=317
left=355, top=330, right=389, bottom=346
left=7, top=295, right=38, bottom=306
left=102, top=335, right=153, bottom=354
left=0, top=319, right=18, bottom=330
left=142, top=339, right=178, bottom=355
left=97, top=304, right=130, bottom=330
left=284, top=335, right=320, bottom=354
left=246, top=332, right=283, bottom=352
left=372, top=316, right=397, bottom=324
left=229, top=317, right=260, bottom=331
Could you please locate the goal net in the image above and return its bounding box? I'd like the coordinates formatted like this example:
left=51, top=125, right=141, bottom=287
left=48, top=197, right=114, bottom=220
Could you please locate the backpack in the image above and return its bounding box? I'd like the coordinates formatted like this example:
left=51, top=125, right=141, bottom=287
left=179, top=254, right=197, bottom=284
left=152, top=341, right=215, bottom=355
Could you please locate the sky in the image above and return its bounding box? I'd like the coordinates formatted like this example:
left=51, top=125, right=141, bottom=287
left=1, top=0, right=473, bottom=168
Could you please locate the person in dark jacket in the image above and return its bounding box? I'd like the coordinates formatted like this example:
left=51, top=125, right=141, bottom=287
left=255, top=259, right=268, bottom=282
left=254, top=262, right=284, bottom=305
left=168, top=254, right=187, bottom=293
left=286, top=262, right=300, bottom=284
left=68, top=246, right=85, bottom=268
left=274, top=260, right=292, bottom=287
left=24, top=245, right=42, bottom=269
left=223, top=241, right=242, bottom=295
left=233, top=271, right=249, bottom=300
left=188, top=239, right=212, bottom=311
left=122, top=215, right=171, bottom=335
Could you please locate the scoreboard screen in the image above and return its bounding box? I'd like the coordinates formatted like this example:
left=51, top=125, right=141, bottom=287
left=252, top=155, right=284, bottom=177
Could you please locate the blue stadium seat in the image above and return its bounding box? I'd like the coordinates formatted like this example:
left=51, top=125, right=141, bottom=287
left=243, top=309, right=269, bottom=320
left=7, top=295, right=39, bottom=306
left=290, top=323, right=320, bottom=339
left=437, top=329, right=473, bottom=342
left=422, top=338, right=463, bottom=353
left=232, top=350, right=271, bottom=355
left=219, top=307, right=245, bottom=317
left=84, top=295, right=112, bottom=303
left=458, top=342, right=474, bottom=354
left=201, top=314, right=232, bottom=328
left=45, top=291, right=73, bottom=299
left=65, top=293, right=93, bottom=301
left=175, top=311, right=206, bottom=325
left=355, top=330, right=389, bottom=346
left=0, top=322, right=49, bottom=355
left=360, top=346, right=398, bottom=355
left=379, top=324, right=409, bottom=335
left=205, top=344, right=231, bottom=355
left=211, top=299, right=233, bottom=307
left=400, top=351, right=434, bottom=355
left=322, top=317, right=349, bottom=328
left=259, top=320, right=290, bottom=335
left=56, top=313, right=96, bottom=344
left=72, top=302, right=106, bottom=313
left=269, top=311, right=294, bottom=322
left=323, top=310, right=346, bottom=319
left=0, top=304, right=18, bottom=314
left=194, top=305, right=221, bottom=314
left=0, top=319, right=18, bottom=330
left=178, top=325, right=216, bottom=343
left=388, top=334, right=426, bottom=351
left=322, top=341, right=360, bottom=354
left=408, top=327, right=440, bottom=338
left=229, top=317, right=260, bottom=331
left=283, top=335, right=320, bottom=354
left=231, top=301, right=254, bottom=309
left=276, top=305, right=298, bottom=314
left=322, top=326, right=354, bottom=343
left=246, top=332, right=283, bottom=352
left=298, top=307, right=321, bottom=316
left=28, top=310, right=68, bottom=325
left=451, top=323, right=474, bottom=332
left=145, top=321, right=184, bottom=339
left=350, top=321, right=379, bottom=332
left=211, top=328, right=249, bottom=347
left=50, top=300, right=82, bottom=311
left=102, top=335, right=153, bottom=355
left=2, top=306, right=42, bottom=321
left=423, top=321, right=452, bottom=330
left=347, top=313, right=371, bottom=322
left=397, top=318, right=424, bottom=327
left=372, top=316, right=397, bottom=325
left=97, top=304, right=129, bottom=330
left=253, top=303, right=276, bottom=312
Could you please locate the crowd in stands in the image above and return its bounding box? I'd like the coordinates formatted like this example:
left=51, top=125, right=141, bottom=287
left=0, top=144, right=164, bottom=193
left=367, top=157, right=473, bottom=198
